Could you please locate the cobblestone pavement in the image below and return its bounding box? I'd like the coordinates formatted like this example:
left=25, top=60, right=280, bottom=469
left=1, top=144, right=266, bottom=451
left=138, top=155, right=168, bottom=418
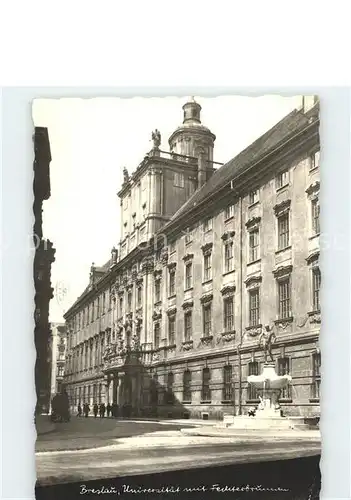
left=36, top=421, right=321, bottom=486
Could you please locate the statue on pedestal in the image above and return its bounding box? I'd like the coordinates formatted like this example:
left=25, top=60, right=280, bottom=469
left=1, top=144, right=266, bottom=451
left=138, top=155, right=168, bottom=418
left=122, top=167, right=129, bottom=184
left=151, top=129, right=161, bottom=149
left=111, top=246, right=118, bottom=265
left=258, top=325, right=276, bottom=363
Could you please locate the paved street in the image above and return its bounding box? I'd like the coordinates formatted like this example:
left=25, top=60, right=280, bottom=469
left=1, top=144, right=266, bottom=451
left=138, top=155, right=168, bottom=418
left=36, top=418, right=321, bottom=486
left=36, top=417, right=192, bottom=452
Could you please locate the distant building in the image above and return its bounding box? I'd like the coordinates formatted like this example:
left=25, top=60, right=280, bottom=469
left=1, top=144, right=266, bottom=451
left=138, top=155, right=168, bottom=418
left=49, top=323, right=67, bottom=400
left=33, top=127, right=56, bottom=414
left=64, top=98, right=321, bottom=420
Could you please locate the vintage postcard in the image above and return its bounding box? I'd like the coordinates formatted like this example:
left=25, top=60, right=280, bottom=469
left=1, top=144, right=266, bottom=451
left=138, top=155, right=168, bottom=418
left=33, top=95, right=321, bottom=499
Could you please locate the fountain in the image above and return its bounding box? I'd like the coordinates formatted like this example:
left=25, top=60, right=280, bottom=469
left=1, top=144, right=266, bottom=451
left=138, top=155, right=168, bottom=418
left=221, top=326, right=307, bottom=430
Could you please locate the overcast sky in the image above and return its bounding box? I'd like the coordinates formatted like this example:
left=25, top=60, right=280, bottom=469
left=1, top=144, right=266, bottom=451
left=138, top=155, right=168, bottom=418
left=32, top=95, right=302, bottom=322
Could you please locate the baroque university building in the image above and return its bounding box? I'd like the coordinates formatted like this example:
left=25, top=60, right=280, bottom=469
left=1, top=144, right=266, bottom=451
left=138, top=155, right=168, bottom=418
left=64, top=97, right=321, bottom=420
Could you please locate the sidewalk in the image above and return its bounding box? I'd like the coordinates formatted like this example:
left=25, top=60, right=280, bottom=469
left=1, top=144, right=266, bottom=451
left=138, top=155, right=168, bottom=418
left=35, top=414, right=56, bottom=435
left=180, top=426, right=321, bottom=441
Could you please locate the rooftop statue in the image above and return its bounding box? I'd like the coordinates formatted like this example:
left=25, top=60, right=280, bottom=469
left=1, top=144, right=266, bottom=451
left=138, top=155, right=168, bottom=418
left=123, top=167, right=129, bottom=183
left=151, top=129, right=161, bottom=149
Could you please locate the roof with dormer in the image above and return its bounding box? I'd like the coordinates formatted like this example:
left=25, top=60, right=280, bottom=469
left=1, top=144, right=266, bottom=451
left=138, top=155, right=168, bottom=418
left=64, top=100, right=320, bottom=319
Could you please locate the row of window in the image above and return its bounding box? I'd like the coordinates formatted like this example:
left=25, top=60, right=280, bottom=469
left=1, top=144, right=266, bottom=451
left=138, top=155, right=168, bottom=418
left=67, top=351, right=321, bottom=405
left=68, top=155, right=320, bottom=337
left=154, top=296, right=234, bottom=348
left=69, top=262, right=320, bottom=353
left=153, top=352, right=321, bottom=404
left=172, top=199, right=320, bottom=269
left=154, top=298, right=230, bottom=349
left=248, top=267, right=321, bottom=326
left=68, top=292, right=111, bottom=333
left=156, top=268, right=321, bottom=347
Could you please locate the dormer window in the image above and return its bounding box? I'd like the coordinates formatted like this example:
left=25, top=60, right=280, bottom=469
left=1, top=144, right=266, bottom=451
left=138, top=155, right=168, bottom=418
left=249, top=190, right=259, bottom=205
left=276, top=170, right=289, bottom=190
left=224, top=204, right=234, bottom=221
left=310, top=151, right=320, bottom=171
left=203, top=218, right=213, bottom=232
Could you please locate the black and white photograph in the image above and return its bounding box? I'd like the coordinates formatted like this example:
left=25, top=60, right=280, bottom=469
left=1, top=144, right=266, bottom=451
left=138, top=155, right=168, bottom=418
left=32, top=95, right=322, bottom=499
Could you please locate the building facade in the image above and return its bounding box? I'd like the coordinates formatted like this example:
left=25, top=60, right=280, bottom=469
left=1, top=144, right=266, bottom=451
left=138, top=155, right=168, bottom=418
left=64, top=97, right=321, bottom=420
left=33, top=127, right=56, bottom=414
left=49, top=323, right=67, bottom=400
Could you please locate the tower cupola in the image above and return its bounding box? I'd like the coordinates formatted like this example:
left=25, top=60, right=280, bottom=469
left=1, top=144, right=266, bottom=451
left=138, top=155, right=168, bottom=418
left=168, top=97, right=216, bottom=164
left=182, top=97, right=202, bottom=124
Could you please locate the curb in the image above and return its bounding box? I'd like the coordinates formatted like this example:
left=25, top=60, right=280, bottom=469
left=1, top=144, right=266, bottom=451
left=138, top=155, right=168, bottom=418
left=180, top=428, right=321, bottom=441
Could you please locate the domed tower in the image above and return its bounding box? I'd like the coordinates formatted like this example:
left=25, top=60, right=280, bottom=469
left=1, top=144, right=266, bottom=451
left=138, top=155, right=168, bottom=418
left=168, top=97, right=216, bottom=164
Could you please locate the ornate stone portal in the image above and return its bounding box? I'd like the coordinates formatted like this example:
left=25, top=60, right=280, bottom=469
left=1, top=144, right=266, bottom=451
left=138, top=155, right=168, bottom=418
left=101, top=314, right=142, bottom=415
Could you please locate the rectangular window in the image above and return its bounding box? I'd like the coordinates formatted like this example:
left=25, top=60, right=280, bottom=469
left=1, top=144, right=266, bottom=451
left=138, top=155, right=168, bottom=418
left=311, top=352, right=321, bottom=400
left=201, top=368, right=211, bottom=402
left=168, top=316, right=175, bottom=345
left=203, top=217, right=213, bottom=232
left=185, top=262, right=192, bottom=289
left=174, top=172, right=185, bottom=188
left=278, top=358, right=291, bottom=399
left=249, top=229, right=259, bottom=262
left=249, top=289, right=260, bottom=326
left=184, top=228, right=193, bottom=245
left=102, top=292, right=106, bottom=312
left=224, top=297, right=234, bottom=332
left=166, top=372, right=174, bottom=405
left=276, top=170, right=289, bottom=189
left=223, top=365, right=233, bottom=401
left=203, top=254, right=212, bottom=282
left=203, top=303, right=212, bottom=336
left=224, top=241, right=234, bottom=273
left=154, top=323, right=160, bottom=349
left=169, top=269, right=176, bottom=296
left=249, top=190, right=259, bottom=205
left=311, top=198, right=320, bottom=235
left=169, top=241, right=176, bottom=254
left=128, top=291, right=132, bottom=311
left=224, top=204, right=234, bottom=220
left=312, top=268, right=321, bottom=311
left=184, top=311, right=192, bottom=341
left=278, top=278, right=291, bottom=319
left=278, top=213, right=289, bottom=249
left=310, top=151, right=320, bottom=170
left=137, top=286, right=142, bottom=308
left=183, top=370, right=192, bottom=402
left=154, top=280, right=161, bottom=303
left=248, top=361, right=259, bottom=400
left=96, top=297, right=100, bottom=317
